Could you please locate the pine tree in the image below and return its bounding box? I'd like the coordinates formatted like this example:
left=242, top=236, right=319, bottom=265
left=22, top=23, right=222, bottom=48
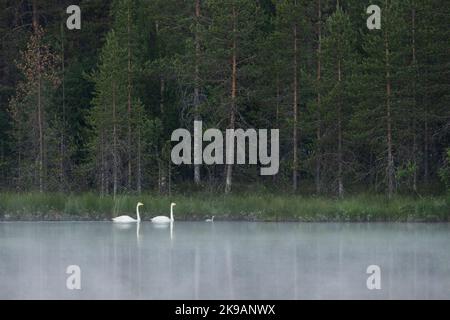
left=89, top=0, right=154, bottom=196
left=89, top=30, right=127, bottom=197
left=357, top=0, right=405, bottom=198
left=321, top=5, right=356, bottom=197
left=274, top=0, right=307, bottom=192
left=203, top=0, right=265, bottom=193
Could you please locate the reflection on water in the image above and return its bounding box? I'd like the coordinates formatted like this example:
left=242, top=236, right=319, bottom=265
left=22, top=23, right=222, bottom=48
left=0, top=222, right=449, bottom=299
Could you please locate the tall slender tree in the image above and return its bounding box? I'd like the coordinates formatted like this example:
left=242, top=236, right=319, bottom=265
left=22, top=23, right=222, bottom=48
left=321, top=5, right=355, bottom=197
left=275, top=0, right=306, bottom=192
left=204, top=0, right=264, bottom=193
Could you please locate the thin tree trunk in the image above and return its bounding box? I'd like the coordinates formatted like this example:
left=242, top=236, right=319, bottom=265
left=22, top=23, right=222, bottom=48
left=273, top=73, right=280, bottom=184
left=127, top=2, right=132, bottom=191
left=292, top=7, right=299, bottom=192
left=384, top=7, right=395, bottom=199
left=413, top=131, right=417, bottom=191
left=337, top=59, right=344, bottom=198
left=112, top=81, right=118, bottom=200
left=60, top=22, right=66, bottom=191
left=158, top=161, right=161, bottom=193
left=159, top=160, right=167, bottom=194
left=160, top=77, right=165, bottom=113
left=424, top=112, right=429, bottom=184
left=100, top=131, right=105, bottom=196
left=315, top=0, right=322, bottom=195
left=159, top=78, right=166, bottom=194
left=136, top=101, right=142, bottom=195
left=32, top=0, right=38, bottom=30
left=225, top=4, right=237, bottom=194
left=155, top=20, right=166, bottom=194
left=411, top=4, right=418, bottom=192
left=17, top=122, right=22, bottom=190
left=38, top=73, right=43, bottom=193
left=158, top=161, right=162, bottom=193
left=276, top=74, right=280, bottom=130
left=168, top=160, right=172, bottom=196
left=137, top=125, right=142, bottom=194
left=33, top=0, right=44, bottom=193
left=194, top=0, right=201, bottom=185
left=105, top=161, right=109, bottom=195
left=420, top=1, right=428, bottom=186
left=100, top=87, right=108, bottom=196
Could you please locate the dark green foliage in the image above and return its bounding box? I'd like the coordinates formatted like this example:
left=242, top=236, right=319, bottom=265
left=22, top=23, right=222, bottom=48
left=0, top=0, right=447, bottom=198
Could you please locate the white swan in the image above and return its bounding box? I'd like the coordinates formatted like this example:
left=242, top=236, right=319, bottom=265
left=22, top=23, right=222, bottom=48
left=112, top=202, right=143, bottom=223
left=151, top=202, right=176, bottom=224
left=206, top=216, right=215, bottom=222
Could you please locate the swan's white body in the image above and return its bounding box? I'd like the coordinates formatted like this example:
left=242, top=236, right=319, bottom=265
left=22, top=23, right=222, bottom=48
left=206, top=216, right=215, bottom=222
left=113, top=216, right=137, bottom=223
left=151, top=203, right=176, bottom=224
left=113, top=202, right=143, bottom=223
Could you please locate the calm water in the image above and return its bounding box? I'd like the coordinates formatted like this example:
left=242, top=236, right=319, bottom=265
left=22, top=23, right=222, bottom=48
left=0, top=222, right=449, bottom=299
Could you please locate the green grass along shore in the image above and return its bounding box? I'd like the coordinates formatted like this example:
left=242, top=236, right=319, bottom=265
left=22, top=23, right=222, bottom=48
left=0, top=193, right=449, bottom=222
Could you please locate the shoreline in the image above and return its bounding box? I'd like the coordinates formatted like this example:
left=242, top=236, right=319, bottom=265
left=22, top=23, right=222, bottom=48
left=0, top=192, right=448, bottom=223
left=1, top=214, right=449, bottom=223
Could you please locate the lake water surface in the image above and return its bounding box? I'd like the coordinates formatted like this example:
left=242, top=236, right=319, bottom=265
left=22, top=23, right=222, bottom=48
left=0, top=222, right=449, bottom=299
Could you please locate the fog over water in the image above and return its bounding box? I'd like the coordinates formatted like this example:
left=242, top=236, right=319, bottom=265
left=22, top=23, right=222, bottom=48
left=0, top=222, right=449, bottom=299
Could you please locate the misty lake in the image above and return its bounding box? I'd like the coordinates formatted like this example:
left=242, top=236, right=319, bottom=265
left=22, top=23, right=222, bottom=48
left=0, top=221, right=449, bottom=299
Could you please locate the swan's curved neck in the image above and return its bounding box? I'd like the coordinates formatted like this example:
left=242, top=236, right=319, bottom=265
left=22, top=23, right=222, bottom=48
left=170, top=205, right=174, bottom=221
left=136, top=205, right=141, bottom=222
